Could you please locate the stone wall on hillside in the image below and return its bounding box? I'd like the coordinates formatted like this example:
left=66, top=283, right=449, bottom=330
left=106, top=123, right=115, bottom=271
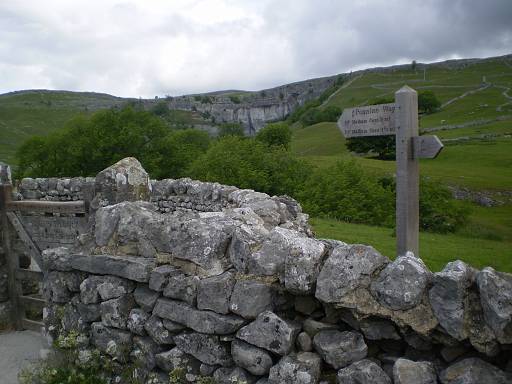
left=32, top=158, right=512, bottom=383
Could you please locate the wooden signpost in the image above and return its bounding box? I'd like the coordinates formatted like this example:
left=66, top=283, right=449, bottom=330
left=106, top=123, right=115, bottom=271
left=337, top=85, right=443, bottom=257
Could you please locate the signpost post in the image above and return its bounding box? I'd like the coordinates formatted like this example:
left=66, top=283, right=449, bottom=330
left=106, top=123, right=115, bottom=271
left=337, top=85, right=443, bottom=258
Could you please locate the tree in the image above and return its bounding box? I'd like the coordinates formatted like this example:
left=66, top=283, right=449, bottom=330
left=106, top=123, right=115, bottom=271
left=412, top=60, right=417, bottom=72
left=151, top=101, right=170, bottom=116
left=189, top=136, right=311, bottom=197
left=217, top=122, right=245, bottom=138
left=151, top=129, right=210, bottom=179
left=16, top=107, right=169, bottom=177
left=256, top=122, right=292, bottom=149
left=418, top=91, right=441, bottom=114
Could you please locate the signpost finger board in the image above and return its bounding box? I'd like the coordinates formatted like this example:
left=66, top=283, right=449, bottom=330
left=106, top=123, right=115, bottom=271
left=337, top=85, right=443, bottom=258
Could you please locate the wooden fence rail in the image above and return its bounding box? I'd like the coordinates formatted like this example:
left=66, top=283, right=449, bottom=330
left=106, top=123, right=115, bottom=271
left=0, top=182, right=87, bottom=331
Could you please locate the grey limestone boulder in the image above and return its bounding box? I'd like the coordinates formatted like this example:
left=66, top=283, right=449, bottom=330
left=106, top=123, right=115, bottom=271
left=42, top=247, right=73, bottom=272
left=476, top=267, right=512, bottom=344
left=197, top=271, right=235, bottom=314
left=144, top=315, right=175, bottom=345
left=213, top=367, right=257, bottom=384
left=149, top=265, right=179, bottom=292
left=133, top=285, right=159, bottom=312
left=230, top=279, right=273, bottom=319
left=232, top=339, right=273, bottom=376
left=174, top=332, right=233, bottom=366
left=153, top=298, right=244, bottom=335
left=247, top=227, right=292, bottom=276
left=127, top=308, right=149, bottom=336
left=237, top=311, right=301, bottom=355
left=96, top=276, right=135, bottom=301
left=71, top=254, right=156, bottom=282
left=268, top=352, right=322, bottom=384
left=297, top=331, right=313, bottom=352
left=94, top=157, right=151, bottom=206
left=44, top=271, right=83, bottom=303
left=100, top=294, right=136, bottom=329
left=429, top=260, right=475, bottom=340
left=439, top=357, right=510, bottom=384
left=303, top=318, right=338, bottom=337
left=393, top=358, right=437, bottom=384
left=130, top=336, right=163, bottom=370
left=155, top=347, right=201, bottom=375
left=313, top=330, right=368, bottom=370
left=371, top=255, right=432, bottom=311
left=359, top=318, right=401, bottom=341
left=90, top=322, right=132, bottom=362
left=77, top=303, right=101, bottom=323
left=316, top=244, right=389, bottom=303
left=337, top=359, right=391, bottom=384
left=284, top=234, right=327, bottom=295
left=163, top=271, right=199, bottom=305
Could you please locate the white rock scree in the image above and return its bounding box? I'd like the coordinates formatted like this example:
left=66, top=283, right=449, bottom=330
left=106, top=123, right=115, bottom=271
left=5, top=157, right=512, bottom=383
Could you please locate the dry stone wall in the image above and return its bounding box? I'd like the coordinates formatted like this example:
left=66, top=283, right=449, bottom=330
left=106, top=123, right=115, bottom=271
left=35, top=158, right=512, bottom=383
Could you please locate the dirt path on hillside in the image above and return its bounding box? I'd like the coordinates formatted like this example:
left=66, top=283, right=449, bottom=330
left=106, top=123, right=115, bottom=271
left=0, top=330, right=45, bottom=384
left=321, top=74, right=362, bottom=107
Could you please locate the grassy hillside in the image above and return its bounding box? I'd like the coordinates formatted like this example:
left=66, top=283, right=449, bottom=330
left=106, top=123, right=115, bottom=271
left=0, top=90, right=205, bottom=166
left=293, top=55, right=512, bottom=269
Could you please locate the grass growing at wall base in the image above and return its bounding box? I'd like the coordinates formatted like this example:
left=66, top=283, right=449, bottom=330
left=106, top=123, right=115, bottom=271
left=311, top=217, right=512, bottom=273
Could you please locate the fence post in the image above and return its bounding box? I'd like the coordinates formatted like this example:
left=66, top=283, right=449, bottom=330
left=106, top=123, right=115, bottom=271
left=0, top=169, right=23, bottom=330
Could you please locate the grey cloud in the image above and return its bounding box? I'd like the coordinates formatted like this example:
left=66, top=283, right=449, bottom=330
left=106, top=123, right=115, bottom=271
left=0, top=0, right=510, bottom=97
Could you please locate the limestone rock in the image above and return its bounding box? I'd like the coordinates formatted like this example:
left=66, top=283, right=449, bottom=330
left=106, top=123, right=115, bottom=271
left=155, top=347, right=201, bottom=375
left=149, top=265, right=179, bottom=292
left=77, top=303, right=101, bottom=322
left=230, top=279, right=273, bottom=319
left=42, top=247, right=73, bottom=272
left=337, top=359, right=391, bottom=384
left=127, top=308, right=149, bottom=336
left=429, top=260, right=475, bottom=340
left=213, top=367, right=256, bottom=384
left=316, top=244, right=389, bottom=303
left=90, top=322, right=132, bottom=362
left=197, top=271, right=235, bottom=314
left=247, top=227, right=292, bottom=276
left=268, top=352, right=322, bottom=384
left=153, top=298, right=244, bottom=335
left=393, top=358, right=437, bottom=384
left=100, top=295, right=136, bottom=329
left=237, top=311, right=301, bottom=355
left=282, top=230, right=327, bottom=294
left=43, top=271, right=83, bottom=303
left=94, top=157, right=151, bottom=206
left=359, top=318, right=401, bottom=341
left=144, top=315, right=175, bottom=345
left=303, top=318, right=338, bottom=337
left=228, top=215, right=269, bottom=273
left=71, top=254, right=156, bottom=282
left=231, top=339, right=273, bottom=376
left=174, top=332, right=233, bottom=366
left=130, top=336, right=163, bottom=370
left=313, top=330, right=367, bottom=370
left=371, top=255, right=432, bottom=311
left=476, top=267, right=512, bottom=344
left=96, top=276, right=135, bottom=301
left=163, top=271, right=199, bottom=305
left=297, top=332, right=313, bottom=352
left=439, top=358, right=510, bottom=384
left=133, top=285, right=159, bottom=312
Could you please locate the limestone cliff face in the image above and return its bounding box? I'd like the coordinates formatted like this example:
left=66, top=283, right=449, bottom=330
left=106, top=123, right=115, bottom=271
left=166, top=74, right=340, bottom=134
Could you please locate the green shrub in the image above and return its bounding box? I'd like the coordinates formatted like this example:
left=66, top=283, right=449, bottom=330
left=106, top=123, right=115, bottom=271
left=418, top=91, right=441, bottom=114
left=255, top=122, right=292, bottom=149
left=217, top=122, right=245, bottom=138
left=189, top=136, right=312, bottom=197
left=229, top=95, right=241, bottom=104
left=298, top=160, right=395, bottom=226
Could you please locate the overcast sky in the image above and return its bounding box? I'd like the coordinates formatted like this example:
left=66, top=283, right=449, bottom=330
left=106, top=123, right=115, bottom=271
left=1, top=0, right=511, bottom=98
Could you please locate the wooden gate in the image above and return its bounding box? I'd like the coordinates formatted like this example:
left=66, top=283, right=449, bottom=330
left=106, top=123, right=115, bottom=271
left=0, top=183, right=88, bottom=331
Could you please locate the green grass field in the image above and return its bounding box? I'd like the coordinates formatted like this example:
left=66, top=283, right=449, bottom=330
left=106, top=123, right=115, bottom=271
left=311, top=217, right=512, bottom=273
left=295, top=56, right=512, bottom=271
